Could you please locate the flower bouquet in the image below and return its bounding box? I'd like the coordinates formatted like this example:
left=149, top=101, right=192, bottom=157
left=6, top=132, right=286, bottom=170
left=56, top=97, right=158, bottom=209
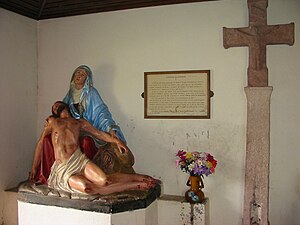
left=176, top=149, right=217, bottom=203
left=176, top=149, right=217, bottom=177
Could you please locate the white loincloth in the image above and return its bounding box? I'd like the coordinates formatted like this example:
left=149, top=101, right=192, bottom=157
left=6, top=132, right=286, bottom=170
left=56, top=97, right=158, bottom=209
left=48, top=148, right=89, bottom=193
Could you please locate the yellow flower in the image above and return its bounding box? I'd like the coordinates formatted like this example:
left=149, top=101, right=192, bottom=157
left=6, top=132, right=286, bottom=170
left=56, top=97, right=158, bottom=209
left=186, top=152, right=193, bottom=159
left=207, top=161, right=212, bottom=168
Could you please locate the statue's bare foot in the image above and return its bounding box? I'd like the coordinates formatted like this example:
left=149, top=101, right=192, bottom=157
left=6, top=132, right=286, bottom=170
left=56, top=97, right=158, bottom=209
left=138, top=175, right=158, bottom=185
left=146, top=179, right=158, bottom=188
left=136, top=182, right=154, bottom=190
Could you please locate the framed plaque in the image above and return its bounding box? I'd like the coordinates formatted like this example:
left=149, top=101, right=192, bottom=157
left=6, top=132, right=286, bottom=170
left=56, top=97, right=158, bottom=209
left=144, top=70, right=210, bottom=119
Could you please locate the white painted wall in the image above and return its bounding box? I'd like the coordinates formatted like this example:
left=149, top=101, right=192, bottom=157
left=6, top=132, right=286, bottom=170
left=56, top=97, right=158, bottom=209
left=37, top=2, right=247, bottom=224
left=1, top=0, right=299, bottom=224
left=36, top=0, right=300, bottom=224
left=0, top=9, right=37, bottom=225
left=268, top=1, right=300, bottom=224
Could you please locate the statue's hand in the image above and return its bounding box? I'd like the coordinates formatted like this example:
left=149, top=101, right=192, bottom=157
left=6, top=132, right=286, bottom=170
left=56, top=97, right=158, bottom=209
left=110, top=131, right=128, bottom=154
left=109, top=130, right=118, bottom=139
left=115, top=140, right=129, bottom=154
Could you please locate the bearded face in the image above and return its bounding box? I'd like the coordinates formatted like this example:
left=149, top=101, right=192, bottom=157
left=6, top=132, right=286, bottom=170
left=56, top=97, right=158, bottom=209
left=52, top=101, right=70, bottom=118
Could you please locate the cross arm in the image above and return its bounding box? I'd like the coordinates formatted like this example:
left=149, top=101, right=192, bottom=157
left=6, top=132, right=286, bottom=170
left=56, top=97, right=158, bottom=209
left=223, top=27, right=251, bottom=49
left=264, top=23, right=294, bottom=45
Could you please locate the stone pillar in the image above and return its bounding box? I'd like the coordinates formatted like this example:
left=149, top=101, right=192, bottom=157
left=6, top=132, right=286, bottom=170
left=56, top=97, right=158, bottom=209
left=243, top=87, right=273, bottom=225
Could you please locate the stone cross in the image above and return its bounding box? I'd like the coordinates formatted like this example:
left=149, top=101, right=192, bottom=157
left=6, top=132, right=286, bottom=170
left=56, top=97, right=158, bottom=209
left=223, top=0, right=294, bottom=225
left=223, top=0, right=294, bottom=87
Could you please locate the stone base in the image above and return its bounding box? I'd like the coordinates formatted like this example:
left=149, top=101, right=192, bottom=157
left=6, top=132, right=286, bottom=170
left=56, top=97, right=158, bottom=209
left=243, top=87, right=273, bottom=225
left=18, top=182, right=161, bottom=225
left=158, top=195, right=209, bottom=225
left=14, top=181, right=209, bottom=225
left=17, top=194, right=209, bottom=225
left=18, top=200, right=158, bottom=225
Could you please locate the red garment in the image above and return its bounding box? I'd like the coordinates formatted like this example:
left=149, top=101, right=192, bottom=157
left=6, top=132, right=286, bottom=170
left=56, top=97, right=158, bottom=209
left=34, top=134, right=97, bottom=184
left=79, top=135, right=97, bottom=160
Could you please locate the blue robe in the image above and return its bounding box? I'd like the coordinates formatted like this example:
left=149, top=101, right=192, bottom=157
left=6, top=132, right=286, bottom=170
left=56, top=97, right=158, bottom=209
left=63, top=65, right=126, bottom=143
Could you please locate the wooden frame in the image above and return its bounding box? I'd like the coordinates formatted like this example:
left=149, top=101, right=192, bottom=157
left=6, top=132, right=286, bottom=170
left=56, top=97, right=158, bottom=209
left=144, top=70, right=210, bottom=119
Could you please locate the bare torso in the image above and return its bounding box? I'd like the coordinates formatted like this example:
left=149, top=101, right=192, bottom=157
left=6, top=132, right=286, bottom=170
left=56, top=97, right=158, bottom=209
left=50, top=117, right=82, bottom=164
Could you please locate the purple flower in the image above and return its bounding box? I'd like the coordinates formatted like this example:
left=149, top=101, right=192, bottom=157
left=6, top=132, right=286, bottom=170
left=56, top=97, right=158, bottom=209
left=200, top=166, right=211, bottom=176
left=176, top=149, right=217, bottom=177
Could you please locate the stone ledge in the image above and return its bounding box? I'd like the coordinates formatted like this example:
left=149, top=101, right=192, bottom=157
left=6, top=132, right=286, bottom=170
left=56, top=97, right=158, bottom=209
left=18, top=182, right=161, bottom=214
left=159, top=194, right=209, bottom=204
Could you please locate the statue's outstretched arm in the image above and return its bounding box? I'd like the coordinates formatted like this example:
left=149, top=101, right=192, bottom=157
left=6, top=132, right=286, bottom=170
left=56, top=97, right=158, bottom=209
left=80, top=119, right=128, bottom=154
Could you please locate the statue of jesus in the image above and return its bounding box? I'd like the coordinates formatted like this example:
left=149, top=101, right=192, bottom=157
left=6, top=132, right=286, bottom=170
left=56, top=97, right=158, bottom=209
left=30, top=101, right=156, bottom=195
